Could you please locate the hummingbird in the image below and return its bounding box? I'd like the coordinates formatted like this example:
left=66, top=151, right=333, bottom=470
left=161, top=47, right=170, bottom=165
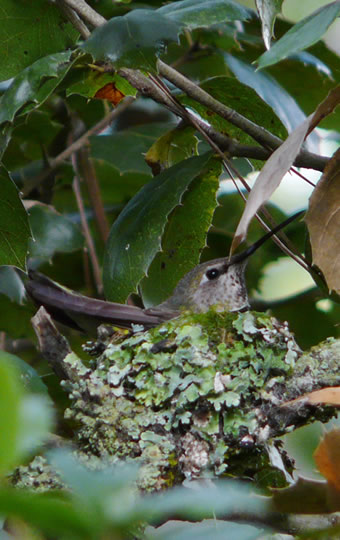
left=26, top=212, right=303, bottom=333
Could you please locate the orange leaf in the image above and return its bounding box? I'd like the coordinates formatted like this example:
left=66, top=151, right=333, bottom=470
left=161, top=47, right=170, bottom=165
left=314, top=429, right=340, bottom=491
left=95, top=83, right=125, bottom=106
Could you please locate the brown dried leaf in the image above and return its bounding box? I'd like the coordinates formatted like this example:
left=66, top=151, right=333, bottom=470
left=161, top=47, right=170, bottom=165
left=305, top=147, right=340, bottom=295
left=282, top=386, right=340, bottom=407
left=314, top=429, right=340, bottom=491
left=94, top=83, right=125, bottom=106
left=307, top=386, right=340, bottom=406
left=232, top=85, right=340, bottom=252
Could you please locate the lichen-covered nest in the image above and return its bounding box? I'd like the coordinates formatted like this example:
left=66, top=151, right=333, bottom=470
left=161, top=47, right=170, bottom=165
left=61, top=310, right=309, bottom=491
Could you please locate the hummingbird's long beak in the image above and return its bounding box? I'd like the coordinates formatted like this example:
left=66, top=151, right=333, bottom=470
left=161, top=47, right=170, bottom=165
left=229, top=211, right=303, bottom=266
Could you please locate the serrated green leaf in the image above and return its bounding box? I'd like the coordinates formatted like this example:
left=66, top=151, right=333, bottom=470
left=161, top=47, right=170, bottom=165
left=28, top=205, right=84, bottom=263
left=103, top=153, right=213, bottom=302
left=141, top=158, right=221, bottom=307
left=256, top=2, right=340, bottom=70
left=0, top=51, right=75, bottom=125
left=0, top=0, right=78, bottom=81
left=0, top=166, right=31, bottom=269
left=81, top=10, right=181, bottom=71
left=158, top=0, right=253, bottom=29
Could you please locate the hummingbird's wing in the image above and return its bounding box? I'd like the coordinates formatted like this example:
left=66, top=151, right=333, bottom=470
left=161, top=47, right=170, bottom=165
left=26, top=272, right=175, bottom=332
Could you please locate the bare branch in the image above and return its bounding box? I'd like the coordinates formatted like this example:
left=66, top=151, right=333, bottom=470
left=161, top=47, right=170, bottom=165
left=72, top=174, right=103, bottom=295
left=56, top=0, right=91, bottom=38
left=56, top=0, right=105, bottom=27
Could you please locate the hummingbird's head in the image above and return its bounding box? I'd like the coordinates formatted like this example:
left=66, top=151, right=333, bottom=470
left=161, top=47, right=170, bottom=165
left=159, top=256, right=249, bottom=313
left=158, top=211, right=303, bottom=314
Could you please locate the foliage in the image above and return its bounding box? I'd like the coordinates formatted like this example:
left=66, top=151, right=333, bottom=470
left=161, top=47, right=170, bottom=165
left=0, top=0, right=339, bottom=538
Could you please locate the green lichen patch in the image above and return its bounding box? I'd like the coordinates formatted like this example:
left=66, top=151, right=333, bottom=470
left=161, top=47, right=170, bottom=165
left=64, top=310, right=301, bottom=491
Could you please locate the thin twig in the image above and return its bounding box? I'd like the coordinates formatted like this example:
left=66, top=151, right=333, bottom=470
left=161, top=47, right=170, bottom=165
left=22, top=98, right=134, bottom=197
left=72, top=174, right=103, bottom=294
left=56, top=0, right=106, bottom=26
left=50, top=97, right=134, bottom=168
left=76, top=146, right=110, bottom=243
left=57, top=0, right=91, bottom=38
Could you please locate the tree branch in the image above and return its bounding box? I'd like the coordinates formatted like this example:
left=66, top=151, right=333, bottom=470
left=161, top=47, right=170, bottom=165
left=56, top=0, right=91, bottom=38
left=157, top=60, right=328, bottom=171
left=55, top=0, right=105, bottom=27
left=56, top=0, right=329, bottom=172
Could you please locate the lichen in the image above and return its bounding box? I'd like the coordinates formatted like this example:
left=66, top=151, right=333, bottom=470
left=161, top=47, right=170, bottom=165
left=62, top=310, right=304, bottom=491
left=11, top=455, right=64, bottom=492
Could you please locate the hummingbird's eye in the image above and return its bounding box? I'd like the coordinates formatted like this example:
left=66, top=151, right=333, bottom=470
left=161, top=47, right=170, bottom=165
left=205, top=268, right=220, bottom=280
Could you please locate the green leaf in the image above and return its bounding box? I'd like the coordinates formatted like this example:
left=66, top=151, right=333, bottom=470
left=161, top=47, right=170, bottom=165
left=0, top=350, right=48, bottom=395
left=93, top=161, right=151, bottom=204
left=158, top=0, right=253, bottom=29
left=0, top=266, right=25, bottom=303
left=0, top=166, right=31, bottom=269
left=268, top=43, right=340, bottom=131
left=0, top=0, right=78, bottom=81
left=28, top=205, right=84, bottom=263
left=0, top=51, right=75, bottom=125
left=81, top=10, right=181, bottom=71
left=49, top=449, right=139, bottom=511
left=0, top=357, right=22, bottom=475
left=140, top=158, right=221, bottom=307
left=103, top=153, right=213, bottom=302
left=2, top=111, right=64, bottom=170
left=145, top=126, right=199, bottom=175
left=151, top=520, right=261, bottom=540
left=180, top=76, right=287, bottom=165
left=90, top=123, right=170, bottom=175
left=224, top=54, right=319, bottom=150
left=67, top=70, right=137, bottom=100
left=255, top=0, right=283, bottom=49
left=0, top=488, right=95, bottom=539
left=0, top=355, right=52, bottom=474
left=256, top=2, right=340, bottom=69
